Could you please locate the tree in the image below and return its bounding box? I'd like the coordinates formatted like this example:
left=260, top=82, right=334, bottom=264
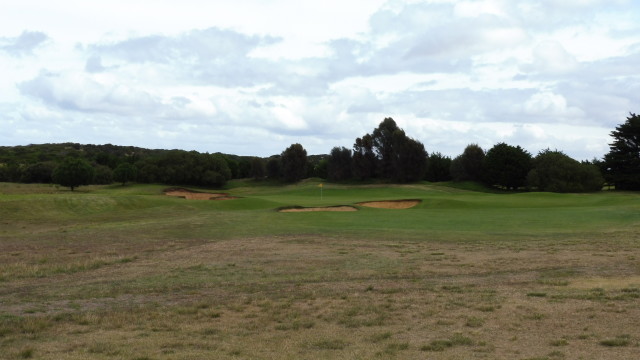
left=372, top=117, right=400, bottom=178
left=3, top=161, right=23, bottom=182
left=224, top=157, right=240, bottom=179
left=449, top=155, right=466, bottom=182
left=238, top=158, right=252, bottom=178
left=391, top=132, right=427, bottom=182
left=21, top=162, right=56, bottom=183
left=352, top=134, right=376, bottom=180
left=461, top=144, right=485, bottom=182
left=281, top=144, right=307, bottom=183
left=358, top=117, right=429, bottom=182
left=93, top=165, right=114, bottom=185
left=266, top=157, right=282, bottom=180
left=137, top=162, right=160, bottom=183
left=451, top=144, right=485, bottom=182
left=327, top=146, right=352, bottom=181
left=527, top=150, right=604, bottom=192
left=202, top=170, right=226, bottom=187
left=52, top=157, right=95, bottom=191
left=201, top=154, right=232, bottom=187
left=483, top=143, right=532, bottom=190
left=604, top=113, right=640, bottom=190
left=313, top=158, right=328, bottom=179
left=0, top=165, right=8, bottom=182
left=113, top=163, right=138, bottom=186
left=250, top=157, right=266, bottom=180
left=425, top=152, right=452, bottom=182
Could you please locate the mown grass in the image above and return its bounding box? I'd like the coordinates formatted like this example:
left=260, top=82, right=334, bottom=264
left=1, top=181, right=640, bottom=359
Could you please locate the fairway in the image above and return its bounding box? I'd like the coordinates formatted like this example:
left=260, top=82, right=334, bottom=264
left=1, top=181, right=640, bottom=359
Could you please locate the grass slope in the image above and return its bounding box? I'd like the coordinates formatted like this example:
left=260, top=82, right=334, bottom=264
left=1, top=182, right=639, bottom=359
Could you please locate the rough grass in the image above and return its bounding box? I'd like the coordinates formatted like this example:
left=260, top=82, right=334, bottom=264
left=1, top=182, right=640, bottom=359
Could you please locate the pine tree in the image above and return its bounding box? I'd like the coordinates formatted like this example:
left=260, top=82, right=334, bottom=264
left=605, top=113, right=640, bottom=190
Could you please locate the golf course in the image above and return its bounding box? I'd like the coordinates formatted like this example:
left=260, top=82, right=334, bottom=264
left=1, top=181, right=639, bottom=359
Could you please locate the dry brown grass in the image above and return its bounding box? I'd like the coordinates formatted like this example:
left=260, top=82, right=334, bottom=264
left=2, top=234, right=639, bottom=359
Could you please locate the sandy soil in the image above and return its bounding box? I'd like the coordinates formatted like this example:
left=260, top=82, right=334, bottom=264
left=357, top=199, right=421, bottom=209
left=279, top=206, right=358, bottom=212
left=164, top=188, right=234, bottom=200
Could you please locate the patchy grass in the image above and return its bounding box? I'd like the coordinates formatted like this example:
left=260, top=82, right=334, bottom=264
left=421, top=333, right=474, bottom=351
left=1, top=182, right=640, bottom=359
left=599, top=335, right=631, bottom=347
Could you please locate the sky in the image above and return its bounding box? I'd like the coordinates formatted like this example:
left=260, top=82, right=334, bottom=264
left=1, top=0, right=639, bottom=160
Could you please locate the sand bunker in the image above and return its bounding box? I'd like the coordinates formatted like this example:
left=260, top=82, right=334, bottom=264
left=357, top=199, right=421, bottom=209
left=279, top=206, right=358, bottom=213
left=164, top=188, right=237, bottom=200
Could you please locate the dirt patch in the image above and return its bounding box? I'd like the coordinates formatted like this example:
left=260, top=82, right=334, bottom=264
left=568, top=276, right=640, bottom=289
left=164, top=187, right=234, bottom=200
left=279, top=206, right=358, bottom=213
left=357, top=199, right=421, bottom=209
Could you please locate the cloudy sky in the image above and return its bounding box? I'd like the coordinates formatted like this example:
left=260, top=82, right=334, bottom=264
left=1, top=0, right=639, bottom=159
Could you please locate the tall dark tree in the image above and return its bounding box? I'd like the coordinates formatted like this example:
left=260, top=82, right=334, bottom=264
left=483, top=143, right=532, bottom=189
left=52, top=157, right=95, bottom=191
left=281, top=143, right=308, bottom=183
left=461, top=144, right=485, bottom=182
left=327, top=146, right=352, bottom=181
left=425, top=152, right=452, bottom=182
left=451, top=144, right=485, bottom=182
left=372, top=117, right=400, bottom=178
left=449, top=155, right=466, bottom=182
left=604, top=113, right=640, bottom=190
left=391, top=132, right=427, bottom=182
left=352, top=134, right=376, bottom=180
left=266, top=157, right=282, bottom=180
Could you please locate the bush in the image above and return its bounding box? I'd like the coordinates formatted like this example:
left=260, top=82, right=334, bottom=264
left=527, top=150, right=603, bottom=192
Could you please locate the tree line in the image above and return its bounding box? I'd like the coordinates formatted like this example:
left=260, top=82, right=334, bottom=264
left=1, top=114, right=638, bottom=192
left=298, top=117, right=606, bottom=193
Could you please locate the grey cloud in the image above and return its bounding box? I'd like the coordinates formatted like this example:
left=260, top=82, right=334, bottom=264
left=86, top=28, right=338, bottom=96
left=404, top=15, right=523, bottom=60
left=521, top=48, right=640, bottom=127
left=89, top=28, right=283, bottom=88
left=347, top=98, right=384, bottom=114
left=0, top=30, right=49, bottom=56
left=85, top=55, right=108, bottom=73
left=19, top=71, right=161, bottom=115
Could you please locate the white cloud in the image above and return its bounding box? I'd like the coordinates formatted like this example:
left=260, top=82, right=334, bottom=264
left=2, top=0, right=639, bottom=161
left=453, top=0, right=506, bottom=18
left=523, top=91, right=585, bottom=120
